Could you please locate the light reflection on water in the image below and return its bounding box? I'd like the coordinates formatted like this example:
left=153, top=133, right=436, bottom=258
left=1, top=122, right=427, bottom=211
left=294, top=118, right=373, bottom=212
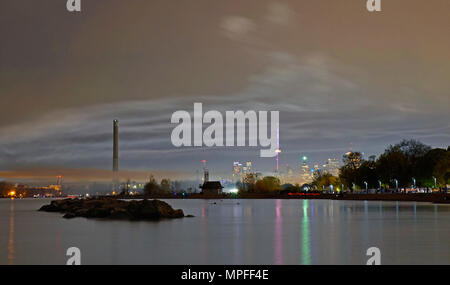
left=301, top=200, right=311, bottom=265
left=0, top=198, right=449, bottom=265
left=274, top=199, right=282, bottom=265
left=8, top=200, right=14, bottom=265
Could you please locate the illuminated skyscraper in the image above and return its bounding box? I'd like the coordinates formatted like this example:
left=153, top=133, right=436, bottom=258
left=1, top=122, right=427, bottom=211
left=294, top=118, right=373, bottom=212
left=325, top=158, right=340, bottom=176
left=245, top=161, right=252, bottom=174
left=233, top=161, right=243, bottom=182
left=299, top=155, right=313, bottom=184
left=312, top=162, right=321, bottom=179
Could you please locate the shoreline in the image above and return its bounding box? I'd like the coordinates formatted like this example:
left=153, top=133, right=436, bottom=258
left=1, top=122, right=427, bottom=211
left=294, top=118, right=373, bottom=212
left=104, top=192, right=450, bottom=204
left=2, top=193, right=449, bottom=204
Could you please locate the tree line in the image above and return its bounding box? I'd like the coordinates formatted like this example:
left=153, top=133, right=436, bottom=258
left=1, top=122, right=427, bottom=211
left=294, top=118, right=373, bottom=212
left=143, top=175, right=187, bottom=195
left=237, top=174, right=282, bottom=193
left=327, top=139, right=448, bottom=191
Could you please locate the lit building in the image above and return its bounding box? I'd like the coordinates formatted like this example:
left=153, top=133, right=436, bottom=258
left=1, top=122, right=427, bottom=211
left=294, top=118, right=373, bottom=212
left=312, top=162, right=321, bottom=179
left=233, top=161, right=243, bottom=182
left=243, top=161, right=252, bottom=175
left=299, top=155, right=313, bottom=185
left=324, top=158, right=340, bottom=176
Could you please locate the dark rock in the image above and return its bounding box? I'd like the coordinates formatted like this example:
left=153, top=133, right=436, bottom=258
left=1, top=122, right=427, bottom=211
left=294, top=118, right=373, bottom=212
left=63, top=212, right=76, bottom=219
left=171, top=209, right=185, bottom=218
left=74, top=208, right=89, bottom=217
left=186, top=214, right=195, bottom=218
left=109, top=208, right=132, bottom=220
left=39, top=204, right=59, bottom=212
left=39, top=198, right=185, bottom=221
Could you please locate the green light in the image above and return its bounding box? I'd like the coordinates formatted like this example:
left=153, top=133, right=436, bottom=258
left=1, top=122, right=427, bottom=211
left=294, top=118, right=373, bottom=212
left=302, top=156, right=308, bottom=162
left=301, top=200, right=311, bottom=265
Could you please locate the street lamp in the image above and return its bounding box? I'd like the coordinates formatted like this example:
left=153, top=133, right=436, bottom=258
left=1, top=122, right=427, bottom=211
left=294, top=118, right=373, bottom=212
left=364, top=181, right=368, bottom=193
left=394, top=179, right=398, bottom=192
left=341, top=184, right=345, bottom=193
left=432, top=176, right=437, bottom=189
left=378, top=180, right=382, bottom=192
left=412, top=177, right=416, bottom=189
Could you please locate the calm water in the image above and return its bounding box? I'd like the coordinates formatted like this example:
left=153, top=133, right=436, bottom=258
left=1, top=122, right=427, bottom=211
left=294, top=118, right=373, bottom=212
left=0, top=198, right=449, bottom=265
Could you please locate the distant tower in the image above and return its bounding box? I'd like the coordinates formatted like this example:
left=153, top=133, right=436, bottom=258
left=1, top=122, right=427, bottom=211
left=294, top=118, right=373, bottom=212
left=113, top=120, right=119, bottom=171
left=113, top=120, right=119, bottom=190
left=233, top=161, right=243, bottom=182
left=202, top=160, right=207, bottom=171
left=275, top=127, right=281, bottom=174
left=56, top=175, right=63, bottom=186
left=202, top=160, right=208, bottom=182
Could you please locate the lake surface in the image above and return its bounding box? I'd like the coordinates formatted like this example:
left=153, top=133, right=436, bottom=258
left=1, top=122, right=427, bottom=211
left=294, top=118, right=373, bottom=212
left=0, top=198, right=449, bottom=265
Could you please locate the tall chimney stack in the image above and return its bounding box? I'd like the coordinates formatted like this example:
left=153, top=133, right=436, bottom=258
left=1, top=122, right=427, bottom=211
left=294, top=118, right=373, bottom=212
left=112, top=120, right=119, bottom=191
left=113, top=120, right=119, bottom=171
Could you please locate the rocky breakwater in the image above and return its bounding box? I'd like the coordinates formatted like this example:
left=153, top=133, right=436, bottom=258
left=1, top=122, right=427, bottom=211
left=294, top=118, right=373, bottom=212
left=39, top=198, right=187, bottom=220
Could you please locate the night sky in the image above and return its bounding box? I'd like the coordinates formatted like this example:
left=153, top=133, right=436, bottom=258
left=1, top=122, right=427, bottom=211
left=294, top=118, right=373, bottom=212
left=0, top=1, right=449, bottom=182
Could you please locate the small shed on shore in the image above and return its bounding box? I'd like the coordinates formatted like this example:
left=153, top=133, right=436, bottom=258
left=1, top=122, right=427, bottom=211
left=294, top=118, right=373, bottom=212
left=201, top=181, right=223, bottom=195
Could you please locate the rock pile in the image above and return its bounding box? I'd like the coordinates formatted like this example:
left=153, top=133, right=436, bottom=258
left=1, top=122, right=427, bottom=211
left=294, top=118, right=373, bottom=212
left=39, top=198, right=185, bottom=220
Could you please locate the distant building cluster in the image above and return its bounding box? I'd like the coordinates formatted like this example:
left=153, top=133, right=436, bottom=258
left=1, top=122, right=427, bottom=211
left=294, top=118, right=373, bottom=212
left=232, top=161, right=253, bottom=182
left=283, top=156, right=340, bottom=186
left=227, top=156, right=340, bottom=187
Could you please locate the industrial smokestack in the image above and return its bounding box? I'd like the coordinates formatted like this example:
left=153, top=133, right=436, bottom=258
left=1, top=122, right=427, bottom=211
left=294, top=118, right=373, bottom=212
left=113, top=120, right=119, bottom=172
left=112, top=120, right=119, bottom=191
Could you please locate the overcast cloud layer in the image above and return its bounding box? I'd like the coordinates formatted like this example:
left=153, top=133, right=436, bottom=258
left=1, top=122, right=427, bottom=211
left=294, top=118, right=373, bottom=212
left=1, top=1, right=449, bottom=182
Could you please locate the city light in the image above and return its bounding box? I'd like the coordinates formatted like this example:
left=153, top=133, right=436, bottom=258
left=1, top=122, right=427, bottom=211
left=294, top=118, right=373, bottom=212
left=229, top=188, right=239, bottom=193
